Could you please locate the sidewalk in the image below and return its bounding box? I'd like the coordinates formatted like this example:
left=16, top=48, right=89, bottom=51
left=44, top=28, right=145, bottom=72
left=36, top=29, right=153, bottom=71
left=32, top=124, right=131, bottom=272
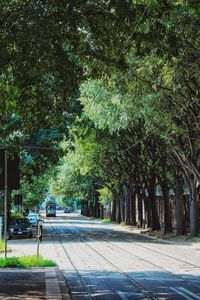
left=0, top=267, right=70, bottom=300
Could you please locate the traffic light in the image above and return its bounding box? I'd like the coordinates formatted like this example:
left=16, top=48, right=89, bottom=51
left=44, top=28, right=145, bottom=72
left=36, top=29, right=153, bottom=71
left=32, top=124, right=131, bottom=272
left=0, top=149, right=20, bottom=190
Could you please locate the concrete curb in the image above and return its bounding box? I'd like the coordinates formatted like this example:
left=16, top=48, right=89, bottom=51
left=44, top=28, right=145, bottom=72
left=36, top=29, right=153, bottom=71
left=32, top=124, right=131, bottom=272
left=0, top=267, right=70, bottom=300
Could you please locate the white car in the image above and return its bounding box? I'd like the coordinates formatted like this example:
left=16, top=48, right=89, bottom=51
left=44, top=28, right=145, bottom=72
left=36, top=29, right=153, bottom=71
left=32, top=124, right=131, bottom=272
left=27, top=214, right=43, bottom=237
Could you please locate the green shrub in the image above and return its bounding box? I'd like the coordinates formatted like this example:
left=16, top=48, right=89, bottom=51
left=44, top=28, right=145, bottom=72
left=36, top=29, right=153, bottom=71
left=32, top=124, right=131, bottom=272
left=0, top=257, right=24, bottom=268
left=101, top=218, right=112, bottom=223
left=0, top=255, right=56, bottom=268
left=11, top=213, right=24, bottom=219
left=20, top=255, right=56, bottom=267
left=0, top=241, right=4, bottom=251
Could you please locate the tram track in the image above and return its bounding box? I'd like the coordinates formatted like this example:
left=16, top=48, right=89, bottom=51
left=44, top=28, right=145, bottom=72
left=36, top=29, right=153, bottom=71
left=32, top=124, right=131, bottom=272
left=50, top=225, right=95, bottom=300
left=50, top=224, right=158, bottom=300
left=74, top=227, right=200, bottom=290
left=45, top=216, right=200, bottom=299
left=80, top=227, right=200, bottom=269
left=61, top=224, right=200, bottom=295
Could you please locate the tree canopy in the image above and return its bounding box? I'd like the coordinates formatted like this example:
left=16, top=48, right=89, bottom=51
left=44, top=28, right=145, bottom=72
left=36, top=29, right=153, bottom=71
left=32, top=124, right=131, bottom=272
left=0, top=1, right=200, bottom=235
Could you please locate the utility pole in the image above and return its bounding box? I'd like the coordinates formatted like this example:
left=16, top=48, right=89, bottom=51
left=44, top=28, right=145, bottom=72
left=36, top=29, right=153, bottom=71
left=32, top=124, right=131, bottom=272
left=4, top=149, right=8, bottom=258
left=4, top=99, right=8, bottom=258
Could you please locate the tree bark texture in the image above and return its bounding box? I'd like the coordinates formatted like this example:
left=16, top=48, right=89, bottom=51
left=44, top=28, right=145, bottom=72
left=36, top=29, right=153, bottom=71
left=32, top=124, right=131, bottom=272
left=160, top=177, right=173, bottom=233
left=175, top=174, right=186, bottom=235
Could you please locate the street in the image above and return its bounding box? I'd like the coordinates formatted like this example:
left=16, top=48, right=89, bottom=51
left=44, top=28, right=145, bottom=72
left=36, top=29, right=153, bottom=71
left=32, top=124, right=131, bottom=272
left=7, top=213, right=200, bottom=300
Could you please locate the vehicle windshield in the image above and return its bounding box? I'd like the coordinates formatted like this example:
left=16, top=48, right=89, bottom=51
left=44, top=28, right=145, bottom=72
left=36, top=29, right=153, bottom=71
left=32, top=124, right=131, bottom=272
left=28, top=217, right=38, bottom=222
left=28, top=214, right=39, bottom=219
left=14, top=218, right=30, bottom=225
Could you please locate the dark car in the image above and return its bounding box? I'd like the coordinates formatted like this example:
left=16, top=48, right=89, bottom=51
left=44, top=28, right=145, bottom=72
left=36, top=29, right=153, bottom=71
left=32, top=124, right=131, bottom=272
left=63, top=208, right=70, bottom=213
left=8, top=218, right=33, bottom=239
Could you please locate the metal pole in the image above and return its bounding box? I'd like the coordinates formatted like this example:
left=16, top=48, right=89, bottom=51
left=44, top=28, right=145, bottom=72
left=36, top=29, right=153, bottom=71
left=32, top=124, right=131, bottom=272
left=36, top=221, right=42, bottom=259
left=4, top=149, right=8, bottom=258
left=0, top=217, right=2, bottom=241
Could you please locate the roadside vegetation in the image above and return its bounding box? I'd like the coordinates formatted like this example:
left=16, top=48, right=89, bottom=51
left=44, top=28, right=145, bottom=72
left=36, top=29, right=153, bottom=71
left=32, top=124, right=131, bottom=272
left=0, top=255, right=56, bottom=268
left=0, top=2, right=199, bottom=237
left=0, top=241, right=4, bottom=251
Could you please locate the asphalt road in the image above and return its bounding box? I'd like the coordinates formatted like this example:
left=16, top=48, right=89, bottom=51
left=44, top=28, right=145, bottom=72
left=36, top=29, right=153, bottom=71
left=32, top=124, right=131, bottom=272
left=6, top=213, right=200, bottom=300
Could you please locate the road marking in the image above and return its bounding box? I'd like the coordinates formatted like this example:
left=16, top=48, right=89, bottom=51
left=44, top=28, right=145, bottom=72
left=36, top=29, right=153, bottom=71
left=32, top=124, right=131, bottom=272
left=170, top=287, right=200, bottom=300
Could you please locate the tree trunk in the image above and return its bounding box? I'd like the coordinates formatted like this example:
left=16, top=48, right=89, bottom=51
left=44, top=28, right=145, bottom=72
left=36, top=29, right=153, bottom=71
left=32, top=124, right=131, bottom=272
left=147, top=173, right=160, bottom=231
left=120, top=198, right=125, bottom=223
left=142, top=188, right=151, bottom=228
left=175, top=174, right=186, bottom=235
left=128, top=183, right=136, bottom=226
left=188, top=175, right=198, bottom=236
left=111, top=195, right=116, bottom=222
left=136, top=187, right=143, bottom=228
left=94, top=193, right=100, bottom=218
left=116, top=197, right=121, bottom=223
left=100, top=205, right=104, bottom=219
left=89, top=200, right=93, bottom=217
left=125, top=193, right=130, bottom=225
left=160, top=177, right=173, bottom=233
left=85, top=201, right=89, bottom=216
left=197, top=185, right=200, bottom=234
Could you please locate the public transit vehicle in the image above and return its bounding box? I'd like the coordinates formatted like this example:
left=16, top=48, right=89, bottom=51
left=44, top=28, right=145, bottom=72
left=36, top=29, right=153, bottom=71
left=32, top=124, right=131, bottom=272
left=45, top=199, right=56, bottom=217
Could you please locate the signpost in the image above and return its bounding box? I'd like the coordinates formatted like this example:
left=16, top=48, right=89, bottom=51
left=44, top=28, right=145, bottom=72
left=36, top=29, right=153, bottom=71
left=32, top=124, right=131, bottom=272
left=0, top=149, right=20, bottom=258
left=36, top=220, right=43, bottom=259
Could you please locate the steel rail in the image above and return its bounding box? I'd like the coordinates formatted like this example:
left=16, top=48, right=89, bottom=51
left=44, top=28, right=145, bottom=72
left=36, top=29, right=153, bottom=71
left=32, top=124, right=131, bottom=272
left=85, top=228, right=200, bottom=269
left=50, top=225, right=96, bottom=300
left=54, top=224, right=158, bottom=300
left=76, top=227, right=200, bottom=291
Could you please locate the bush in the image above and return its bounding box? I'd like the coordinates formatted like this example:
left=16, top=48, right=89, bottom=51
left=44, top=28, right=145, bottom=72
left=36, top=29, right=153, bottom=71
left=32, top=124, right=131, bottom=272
left=0, top=257, right=24, bottom=268
left=20, top=255, right=56, bottom=267
left=0, top=241, right=4, bottom=251
left=0, top=255, right=56, bottom=268
left=11, top=213, right=24, bottom=219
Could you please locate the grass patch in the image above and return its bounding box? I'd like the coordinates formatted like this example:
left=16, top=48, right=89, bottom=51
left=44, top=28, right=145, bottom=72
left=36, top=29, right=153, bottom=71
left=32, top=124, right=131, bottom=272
left=101, top=218, right=112, bottom=223
left=184, top=236, right=200, bottom=243
left=0, top=255, right=56, bottom=268
left=0, top=241, right=4, bottom=251
left=142, top=230, right=200, bottom=243
left=0, top=257, right=24, bottom=268
left=21, top=255, right=56, bottom=267
left=100, top=218, right=118, bottom=224
left=119, top=221, right=126, bottom=227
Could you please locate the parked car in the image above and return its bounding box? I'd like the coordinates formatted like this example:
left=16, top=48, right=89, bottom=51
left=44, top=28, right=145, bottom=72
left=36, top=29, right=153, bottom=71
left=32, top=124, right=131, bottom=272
left=27, top=213, right=39, bottom=224
left=8, top=218, right=34, bottom=239
left=63, top=208, right=70, bottom=213
left=27, top=213, right=43, bottom=237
